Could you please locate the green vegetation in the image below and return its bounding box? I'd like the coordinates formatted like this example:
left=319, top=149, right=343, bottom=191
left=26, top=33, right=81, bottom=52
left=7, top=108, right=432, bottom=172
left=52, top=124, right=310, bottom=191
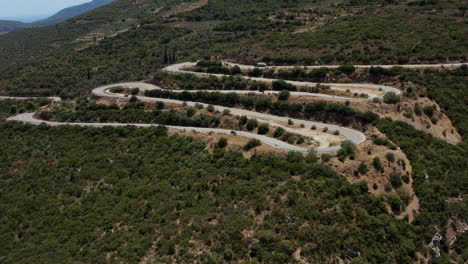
left=0, top=24, right=187, bottom=97
left=0, top=115, right=425, bottom=263
left=216, top=137, right=228, bottom=148
left=373, top=116, right=467, bottom=262
left=134, top=66, right=468, bottom=262
left=273, top=127, right=285, bottom=138
left=0, top=0, right=188, bottom=67
left=422, top=67, right=468, bottom=135
left=1, top=0, right=466, bottom=98
left=0, top=0, right=467, bottom=262
left=385, top=152, right=396, bottom=163
left=357, top=161, right=368, bottom=175
left=337, top=140, right=357, bottom=161
left=383, top=92, right=401, bottom=104
left=388, top=193, right=404, bottom=212
left=243, top=138, right=262, bottom=151
left=38, top=102, right=222, bottom=128
left=257, top=0, right=468, bottom=65
left=376, top=118, right=467, bottom=224
left=245, top=118, right=259, bottom=131
left=145, top=88, right=379, bottom=127
left=372, top=156, right=383, bottom=171
left=277, top=90, right=290, bottom=101
left=423, top=105, right=435, bottom=117
left=0, top=98, right=51, bottom=119
left=338, top=65, right=356, bottom=75
left=321, top=153, right=331, bottom=162
left=142, top=74, right=468, bottom=256
left=272, top=80, right=296, bottom=91
left=370, top=65, right=468, bottom=137
left=190, top=0, right=466, bottom=64
left=194, top=64, right=353, bottom=96
left=257, top=123, right=270, bottom=135
left=390, top=173, right=403, bottom=189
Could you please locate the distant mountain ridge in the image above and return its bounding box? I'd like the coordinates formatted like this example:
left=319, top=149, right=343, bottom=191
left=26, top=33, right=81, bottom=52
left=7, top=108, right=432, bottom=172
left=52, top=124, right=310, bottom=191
left=34, top=0, right=117, bottom=26
left=0, top=0, right=117, bottom=33
left=0, top=20, right=28, bottom=32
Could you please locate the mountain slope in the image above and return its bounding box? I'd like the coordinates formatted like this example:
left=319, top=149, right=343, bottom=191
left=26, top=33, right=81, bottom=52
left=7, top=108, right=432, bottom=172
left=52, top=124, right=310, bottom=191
left=0, top=1, right=467, bottom=262
left=0, top=0, right=118, bottom=33
left=0, top=106, right=422, bottom=263
left=0, top=0, right=466, bottom=97
left=33, top=0, right=118, bottom=26
left=0, top=20, right=28, bottom=33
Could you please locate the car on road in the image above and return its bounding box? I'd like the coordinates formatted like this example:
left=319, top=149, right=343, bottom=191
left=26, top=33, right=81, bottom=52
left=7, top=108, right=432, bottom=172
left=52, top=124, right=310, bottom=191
left=255, top=62, right=267, bottom=68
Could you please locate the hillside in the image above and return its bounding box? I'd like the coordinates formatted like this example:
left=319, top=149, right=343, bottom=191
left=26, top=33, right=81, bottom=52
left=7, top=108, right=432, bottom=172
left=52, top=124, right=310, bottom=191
left=0, top=0, right=466, bottom=97
left=0, top=20, right=28, bottom=33
left=34, top=0, right=118, bottom=26
left=0, top=0, right=117, bottom=33
left=0, top=0, right=467, bottom=263
left=0, top=109, right=420, bottom=263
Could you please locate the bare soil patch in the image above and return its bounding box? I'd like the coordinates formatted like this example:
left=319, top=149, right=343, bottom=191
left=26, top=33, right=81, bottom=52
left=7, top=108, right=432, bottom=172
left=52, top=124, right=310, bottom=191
left=327, top=126, right=419, bottom=222
left=348, top=97, right=462, bottom=144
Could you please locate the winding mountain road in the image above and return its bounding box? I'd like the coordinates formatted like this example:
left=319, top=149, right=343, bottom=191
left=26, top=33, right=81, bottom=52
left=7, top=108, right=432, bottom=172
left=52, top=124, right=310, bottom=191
left=8, top=61, right=467, bottom=153
left=222, top=61, right=468, bottom=70
left=10, top=81, right=366, bottom=153
left=91, top=82, right=366, bottom=152
left=12, top=112, right=312, bottom=153
left=164, top=62, right=402, bottom=101
left=164, top=61, right=467, bottom=100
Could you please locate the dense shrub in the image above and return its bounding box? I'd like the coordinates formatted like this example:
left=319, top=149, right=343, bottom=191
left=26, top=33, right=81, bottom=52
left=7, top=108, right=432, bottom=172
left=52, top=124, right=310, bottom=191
left=273, top=127, right=285, bottom=137
left=372, top=156, right=383, bottom=171
left=272, top=80, right=296, bottom=91
left=246, top=118, right=259, bottom=131
left=358, top=162, right=368, bottom=175
left=244, top=138, right=261, bottom=150
left=278, top=90, right=290, bottom=101
left=390, top=173, right=403, bottom=188
left=216, top=137, right=228, bottom=148
left=385, top=152, right=395, bottom=163
left=423, top=105, right=435, bottom=117
left=383, top=92, right=400, bottom=104
left=257, top=123, right=269, bottom=135
left=337, top=65, right=356, bottom=75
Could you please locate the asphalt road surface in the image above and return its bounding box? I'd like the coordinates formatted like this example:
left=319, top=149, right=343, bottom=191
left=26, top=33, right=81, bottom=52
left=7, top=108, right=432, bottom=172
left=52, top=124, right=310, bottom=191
left=9, top=61, right=467, bottom=153
left=164, top=62, right=403, bottom=101
left=91, top=82, right=366, bottom=153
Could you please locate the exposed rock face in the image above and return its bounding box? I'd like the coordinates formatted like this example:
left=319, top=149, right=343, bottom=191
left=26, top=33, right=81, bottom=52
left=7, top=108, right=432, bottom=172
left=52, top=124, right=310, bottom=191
left=429, top=227, right=443, bottom=259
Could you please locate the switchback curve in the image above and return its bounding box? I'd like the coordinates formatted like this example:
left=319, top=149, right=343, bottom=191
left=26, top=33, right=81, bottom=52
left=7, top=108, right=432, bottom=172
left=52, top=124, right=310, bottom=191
left=9, top=62, right=467, bottom=153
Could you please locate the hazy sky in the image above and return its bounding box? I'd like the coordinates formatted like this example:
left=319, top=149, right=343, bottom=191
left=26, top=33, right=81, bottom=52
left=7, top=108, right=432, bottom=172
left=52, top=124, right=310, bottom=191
left=0, top=0, right=91, bottom=22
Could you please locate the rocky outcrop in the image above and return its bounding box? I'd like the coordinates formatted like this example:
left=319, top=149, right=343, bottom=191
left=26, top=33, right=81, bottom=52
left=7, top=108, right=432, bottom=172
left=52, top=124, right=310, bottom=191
left=429, top=227, right=443, bottom=259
